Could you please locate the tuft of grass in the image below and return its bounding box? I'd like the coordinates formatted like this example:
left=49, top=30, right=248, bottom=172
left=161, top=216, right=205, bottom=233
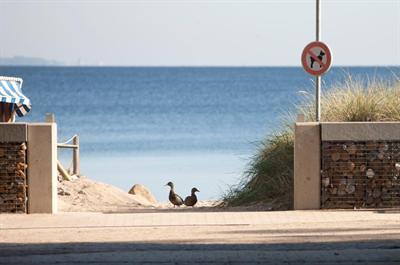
left=300, top=76, right=400, bottom=122
left=224, top=77, right=400, bottom=210
left=223, top=129, right=294, bottom=210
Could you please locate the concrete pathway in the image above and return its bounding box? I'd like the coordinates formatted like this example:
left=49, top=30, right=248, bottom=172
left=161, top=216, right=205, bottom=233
left=0, top=210, right=399, bottom=264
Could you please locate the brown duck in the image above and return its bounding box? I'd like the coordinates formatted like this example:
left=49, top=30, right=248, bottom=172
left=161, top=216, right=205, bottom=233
left=166, top=181, right=184, bottom=207
left=184, top=187, right=200, bottom=207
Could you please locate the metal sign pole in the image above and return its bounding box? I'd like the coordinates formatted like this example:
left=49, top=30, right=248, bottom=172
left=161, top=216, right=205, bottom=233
left=316, top=0, right=321, bottom=121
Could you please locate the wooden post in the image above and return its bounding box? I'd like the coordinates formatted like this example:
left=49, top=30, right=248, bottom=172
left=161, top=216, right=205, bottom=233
left=57, top=160, right=72, bottom=181
left=45, top=113, right=55, bottom=123
left=72, top=135, right=80, bottom=176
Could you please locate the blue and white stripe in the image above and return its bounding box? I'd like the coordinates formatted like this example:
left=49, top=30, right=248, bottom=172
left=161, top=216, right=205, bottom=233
left=0, top=76, right=31, bottom=117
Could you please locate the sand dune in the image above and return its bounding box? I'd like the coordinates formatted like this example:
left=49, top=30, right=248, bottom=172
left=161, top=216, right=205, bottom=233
left=58, top=177, right=221, bottom=213
left=58, top=177, right=157, bottom=212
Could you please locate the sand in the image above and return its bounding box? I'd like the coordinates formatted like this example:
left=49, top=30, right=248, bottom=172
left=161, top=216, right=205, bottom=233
left=58, top=177, right=221, bottom=212
left=58, top=177, right=157, bottom=212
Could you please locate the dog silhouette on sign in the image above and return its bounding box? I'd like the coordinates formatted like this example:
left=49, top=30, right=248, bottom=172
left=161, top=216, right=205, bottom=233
left=310, top=50, right=325, bottom=69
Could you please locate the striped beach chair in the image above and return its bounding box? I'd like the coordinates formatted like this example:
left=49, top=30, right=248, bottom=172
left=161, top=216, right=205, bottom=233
left=0, top=76, right=31, bottom=122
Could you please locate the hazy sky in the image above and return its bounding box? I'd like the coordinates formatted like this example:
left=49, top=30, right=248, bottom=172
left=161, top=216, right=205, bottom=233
left=0, top=0, right=399, bottom=66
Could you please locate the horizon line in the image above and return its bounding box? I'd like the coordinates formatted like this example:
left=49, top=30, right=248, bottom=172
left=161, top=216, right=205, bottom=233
left=0, top=65, right=399, bottom=68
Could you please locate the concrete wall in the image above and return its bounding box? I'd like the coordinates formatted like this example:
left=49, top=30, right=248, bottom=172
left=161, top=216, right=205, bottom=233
left=27, top=123, right=58, bottom=214
left=0, top=123, right=27, bottom=142
left=294, top=122, right=321, bottom=210
left=321, top=122, right=400, bottom=141
left=294, top=122, right=400, bottom=210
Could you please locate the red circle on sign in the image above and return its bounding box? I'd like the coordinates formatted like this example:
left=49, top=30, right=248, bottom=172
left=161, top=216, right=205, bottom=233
left=301, top=41, right=332, bottom=76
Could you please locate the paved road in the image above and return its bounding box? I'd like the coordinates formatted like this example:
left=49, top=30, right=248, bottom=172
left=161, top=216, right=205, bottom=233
left=0, top=210, right=399, bottom=264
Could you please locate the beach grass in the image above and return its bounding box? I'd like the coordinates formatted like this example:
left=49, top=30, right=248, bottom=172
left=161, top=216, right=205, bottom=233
left=223, top=76, right=400, bottom=210
left=223, top=129, right=294, bottom=209
left=301, top=76, right=400, bottom=122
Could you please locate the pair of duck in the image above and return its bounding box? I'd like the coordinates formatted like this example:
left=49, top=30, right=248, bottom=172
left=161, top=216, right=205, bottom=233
left=166, top=182, right=199, bottom=207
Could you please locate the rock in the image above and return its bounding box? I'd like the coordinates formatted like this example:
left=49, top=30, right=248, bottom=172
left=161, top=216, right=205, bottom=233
left=338, top=185, right=347, bottom=196
left=366, top=169, right=375, bottom=179
left=345, top=184, right=355, bottom=194
left=20, top=143, right=27, bottom=151
left=57, top=187, right=70, bottom=196
left=340, top=152, right=350, bottom=161
left=57, top=174, right=63, bottom=182
left=329, top=187, right=338, bottom=195
left=347, top=161, right=355, bottom=171
left=331, top=153, right=340, bottom=161
left=128, top=184, right=157, bottom=204
left=17, top=162, right=28, bottom=170
left=322, top=177, right=330, bottom=187
left=372, top=188, right=381, bottom=199
left=379, top=143, right=389, bottom=153
left=385, top=180, right=392, bottom=189
left=70, top=174, right=79, bottom=181
left=347, top=144, right=357, bottom=155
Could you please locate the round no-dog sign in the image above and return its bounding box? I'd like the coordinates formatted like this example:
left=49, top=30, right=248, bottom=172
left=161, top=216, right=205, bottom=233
left=301, top=41, right=332, bottom=76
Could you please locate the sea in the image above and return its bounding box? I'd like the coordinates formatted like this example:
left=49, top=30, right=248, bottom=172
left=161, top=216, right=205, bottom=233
left=0, top=66, right=399, bottom=201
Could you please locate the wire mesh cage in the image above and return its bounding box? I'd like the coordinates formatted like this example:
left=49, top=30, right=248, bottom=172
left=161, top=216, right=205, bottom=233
left=321, top=141, right=400, bottom=209
left=0, top=142, right=27, bottom=213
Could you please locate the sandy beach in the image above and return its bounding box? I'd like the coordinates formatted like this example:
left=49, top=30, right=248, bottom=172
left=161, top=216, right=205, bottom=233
left=58, top=176, right=222, bottom=213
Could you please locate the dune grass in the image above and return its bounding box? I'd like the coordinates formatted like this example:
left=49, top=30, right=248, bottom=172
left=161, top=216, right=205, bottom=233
left=223, top=130, right=294, bottom=209
left=223, top=76, right=400, bottom=210
left=301, top=76, right=400, bottom=122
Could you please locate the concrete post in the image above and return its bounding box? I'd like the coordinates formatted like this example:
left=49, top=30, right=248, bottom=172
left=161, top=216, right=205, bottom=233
left=294, top=122, right=321, bottom=210
left=27, top=123, right=58, bottom=214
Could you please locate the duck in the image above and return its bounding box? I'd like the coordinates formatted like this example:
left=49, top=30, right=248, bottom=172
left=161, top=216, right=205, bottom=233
left=184, top=187, right=200, bottom=207
left=165, top=181, right=184, bottom=207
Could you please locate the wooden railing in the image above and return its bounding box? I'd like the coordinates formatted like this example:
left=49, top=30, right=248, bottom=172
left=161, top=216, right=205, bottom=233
left=45, top=113, right=81, bottom=180
left=57, top=135, right=80, bottom=180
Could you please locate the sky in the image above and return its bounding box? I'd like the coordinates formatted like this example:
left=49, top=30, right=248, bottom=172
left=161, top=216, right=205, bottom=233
left=0, top=0, right=399, bottom=66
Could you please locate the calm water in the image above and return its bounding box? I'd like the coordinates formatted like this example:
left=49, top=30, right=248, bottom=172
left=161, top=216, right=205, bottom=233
left=0, top=66, right=398, bottom=200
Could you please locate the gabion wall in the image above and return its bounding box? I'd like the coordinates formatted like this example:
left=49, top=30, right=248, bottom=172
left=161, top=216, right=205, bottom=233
left=0, top=142, right=28, bottom=213
left=321, top=141, right=400, bottom=209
